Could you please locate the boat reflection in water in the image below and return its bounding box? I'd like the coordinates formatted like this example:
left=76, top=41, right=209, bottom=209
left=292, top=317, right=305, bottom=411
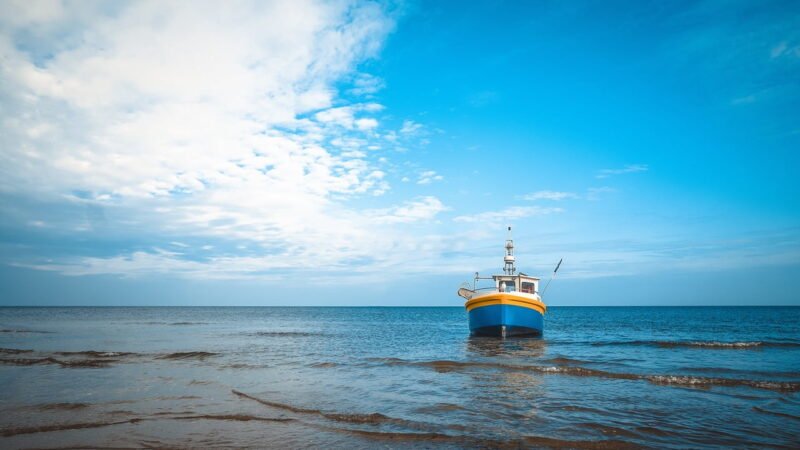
left=465, top=335, right=546, bottom=359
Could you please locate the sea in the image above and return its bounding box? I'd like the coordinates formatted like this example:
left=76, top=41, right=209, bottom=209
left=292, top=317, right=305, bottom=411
left=0, top=306, right=798, bottom=449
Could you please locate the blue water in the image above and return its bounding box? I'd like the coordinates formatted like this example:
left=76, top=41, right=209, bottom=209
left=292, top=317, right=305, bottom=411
left=1, top=306, right=799, bottom=448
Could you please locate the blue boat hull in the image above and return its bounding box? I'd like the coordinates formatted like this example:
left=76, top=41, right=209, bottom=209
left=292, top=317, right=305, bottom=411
left=468, top=304, right=544, bottom=337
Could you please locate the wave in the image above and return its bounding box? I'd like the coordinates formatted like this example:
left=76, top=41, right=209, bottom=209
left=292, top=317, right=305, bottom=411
left=680, top=366, right=800, bottom=378
left=0, top=348, right=32, bottom=354
left=0, top=418, right=141, bottom=437
left=645, top=375, right=800, bottom=392
left=156, top=351, right=218, bottom=360
left=55, top=351, right=136, bottom=357
left=752, top=406, right=800, bottom=421
left=172, top=414, right=294, bottom=423
left=369, top=358, right=800, bottom=393
left=169, top=322, right=209, bottom=325
left=0, top=357, right=115, bottom=368
left=592, top=340, right=800, bottom=349
left=232, top=390, right=448, bottom=432
left=310, top=362, right=339, bottom=368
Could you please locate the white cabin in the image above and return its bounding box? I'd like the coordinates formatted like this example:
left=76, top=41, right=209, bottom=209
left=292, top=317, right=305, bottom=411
left=493, top=274, right=540, bottom=295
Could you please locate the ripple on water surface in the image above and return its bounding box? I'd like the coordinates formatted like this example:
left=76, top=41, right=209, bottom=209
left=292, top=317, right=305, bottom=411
left=0, top=306, right=798, bottom=448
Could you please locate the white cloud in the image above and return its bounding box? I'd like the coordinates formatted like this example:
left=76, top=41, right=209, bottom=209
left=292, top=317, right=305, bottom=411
left=355, top=118, right=379, bottom=130
left=522, top=191, right=578, bottom=201
left=399, top=120, right=423, bottom=135
left=595, top=164, right=649, bottom=179
left=368, top=196, right=447, bottom=224
left=0, top=1, right=468, bottom=279
left=417, top=170, right=443, bottom=185
left=454, top=206, right=563, bottom=224
left=348, top=73, right=385, bottom=96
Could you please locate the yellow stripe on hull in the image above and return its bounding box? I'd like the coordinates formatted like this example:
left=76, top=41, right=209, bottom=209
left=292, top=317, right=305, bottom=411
left=465, top=293, right=547, bottom=315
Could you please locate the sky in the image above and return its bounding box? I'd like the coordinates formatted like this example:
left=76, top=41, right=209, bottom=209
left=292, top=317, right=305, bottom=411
left=1, top=0, right=798, bottom=306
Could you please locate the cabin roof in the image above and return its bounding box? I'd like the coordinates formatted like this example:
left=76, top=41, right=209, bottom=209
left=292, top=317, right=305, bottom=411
left=493, top=274, right=540, bottom=281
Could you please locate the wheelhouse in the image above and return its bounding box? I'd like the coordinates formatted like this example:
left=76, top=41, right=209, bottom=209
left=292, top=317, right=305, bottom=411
left=493, top=274, right=540, bottom=294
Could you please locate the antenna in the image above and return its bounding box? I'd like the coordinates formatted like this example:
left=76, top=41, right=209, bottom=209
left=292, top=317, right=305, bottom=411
left=542, top=258, right=563, bottom=295
left=503, top=226, right=516, bottom=275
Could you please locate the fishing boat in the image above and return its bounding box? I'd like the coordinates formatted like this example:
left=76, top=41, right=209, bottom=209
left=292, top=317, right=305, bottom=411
left=458, top=227, right=557, bottom=337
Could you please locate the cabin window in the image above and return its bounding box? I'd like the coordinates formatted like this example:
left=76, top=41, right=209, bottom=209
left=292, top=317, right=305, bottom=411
left=499, top=281, right=516, bottom=292
left=521, top=282, right=535, bottom=294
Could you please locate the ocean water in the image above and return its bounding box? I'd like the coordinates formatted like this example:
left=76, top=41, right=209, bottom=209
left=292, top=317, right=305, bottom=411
left=0, top=306, right=798, bottom=449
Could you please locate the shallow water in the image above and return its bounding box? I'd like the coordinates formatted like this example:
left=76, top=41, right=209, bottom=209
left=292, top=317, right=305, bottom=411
left=0, top=306, right=798, bottom=448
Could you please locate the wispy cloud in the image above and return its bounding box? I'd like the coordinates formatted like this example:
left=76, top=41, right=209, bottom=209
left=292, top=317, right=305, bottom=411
left=368, top=197, right=447, bottom=224
left=522, top=191, right=578, bottom=201
left=347, top=73, right=385, bottom=96
left=399, top=120, right=423, bottom=135
left=454, top=206, right=563, bottom=224
left=731, top=95, right=757, bottom=105
left=586, top=186, right=616, bottom=201
left=417, top=170, right=443, bottom=185
left=596, top=164, right=649, bottom=179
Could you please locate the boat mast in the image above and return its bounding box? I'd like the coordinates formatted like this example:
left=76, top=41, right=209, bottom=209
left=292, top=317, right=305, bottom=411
left=503, top=226, right=516, bottom=275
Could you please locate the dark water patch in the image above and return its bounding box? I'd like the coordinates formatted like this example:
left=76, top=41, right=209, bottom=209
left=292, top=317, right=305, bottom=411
left=247, top=331, right=327, bottom=337
left=310, top=362, right=339, bottom=368
left=0, top=418, right=142, bottom=437
left=152, top=395, right=202, bottom=401
left=576, top=422, right=640, bottom=439
left=414, top=403, right=466, bottom=414
left=0, top=357, right=59, bottom=366
left=752, top=406, right=800, bottom=421
left=156, top=351, right=218, bottom=360
left=172, top=414, right=294, bottom=423
left=545, top=357, right=590, bottom=365
left=0, top=348, right=32, bottom=354
left=0, top=329, right=52, bottom=334
left=219, top=363, right=265, bottom=369
left=635, top=426, right=673, bottom=437
left=36, top=403, right=91, bottom=411
left=170, top=322, right=209, bottom=325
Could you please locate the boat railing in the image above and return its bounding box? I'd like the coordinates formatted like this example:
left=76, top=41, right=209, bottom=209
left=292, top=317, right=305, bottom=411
left=473, top=287, right=498, bottom=292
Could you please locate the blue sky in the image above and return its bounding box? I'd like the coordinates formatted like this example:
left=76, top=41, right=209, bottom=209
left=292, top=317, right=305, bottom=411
left=1, top=0, right=798, bottom=306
